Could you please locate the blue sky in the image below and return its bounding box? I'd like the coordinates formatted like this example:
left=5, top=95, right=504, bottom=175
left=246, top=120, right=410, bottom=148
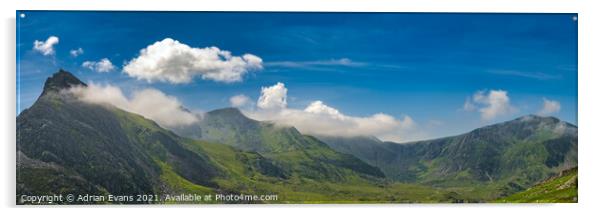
left=16, top=12, right=578, bottom=141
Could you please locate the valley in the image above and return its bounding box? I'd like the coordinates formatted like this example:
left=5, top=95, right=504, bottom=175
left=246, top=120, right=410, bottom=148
left=16, top=70, right=578, bottom=204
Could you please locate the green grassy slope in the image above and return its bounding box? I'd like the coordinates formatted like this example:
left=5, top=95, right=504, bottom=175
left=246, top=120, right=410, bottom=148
left=174, top=108, right=385, bottom=182
left=16, top=151, right=109, bottom=204
left=182, top=139, right=476, bottom=203
left=319, top=115, right=577, bottom=195
left=17, top=71, right=221, bottom=203
left=496, top=167, right=577, bottom=203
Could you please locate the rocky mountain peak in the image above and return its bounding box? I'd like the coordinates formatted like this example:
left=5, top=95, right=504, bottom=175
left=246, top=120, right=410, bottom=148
left=41, top=69, right=87, bottom=95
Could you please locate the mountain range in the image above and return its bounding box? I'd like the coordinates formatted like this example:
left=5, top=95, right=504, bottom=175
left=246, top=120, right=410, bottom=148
left=317, top=115, right=577, bottom=197
left=16, top=70, right=578, bottom=203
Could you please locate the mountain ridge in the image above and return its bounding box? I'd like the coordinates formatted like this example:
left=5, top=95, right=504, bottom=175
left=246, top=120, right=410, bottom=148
left=173, top=106, right=387, bottom=180
left=317, top=114, right=577, bottom=193
left=17, top=70, right=578, bottom=203
left=18, top=70, right=389, bottom=203
left=18, top=70, right=223, bottom=202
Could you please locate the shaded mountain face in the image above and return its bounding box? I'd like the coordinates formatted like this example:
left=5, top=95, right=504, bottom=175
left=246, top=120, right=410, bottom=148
left=172, top=107, right=386, bottom=180
left=318, top=115, right=577, bottom=190
left=40, top=69, right=87, bottom=96
left=17, top=70, right=221, bottom=202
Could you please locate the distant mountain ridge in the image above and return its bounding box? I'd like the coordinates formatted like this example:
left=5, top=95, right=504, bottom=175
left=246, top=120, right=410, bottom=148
left=317, top=115, right=577, bottom=194
left=173, top=107, right=386, bottom=180
left=173, top=98, right=577, bottom=197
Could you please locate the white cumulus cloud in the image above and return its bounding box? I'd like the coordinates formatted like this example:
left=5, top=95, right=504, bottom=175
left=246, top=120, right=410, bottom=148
left=244, top=82, right=423, bottom=142
left=257, top=82, right=288, bottom=110
left=69, top=83, right=198, bottom=128
left=464, top=90, right=516, bottom=121
left=70, top=48, right=84, bottom=57
left=123, top=38, right=263, bottom=84
left=82, top=58, right=115, bottom=73
left=33, top=36, right=59, bottom=56
left=538, top=98, right=561, bottom=116
left=229, top=94, right=252, bottom=107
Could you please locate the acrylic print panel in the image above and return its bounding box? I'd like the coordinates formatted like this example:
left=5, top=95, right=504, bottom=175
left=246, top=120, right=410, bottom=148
left=16, top=11, right=577, bottom=204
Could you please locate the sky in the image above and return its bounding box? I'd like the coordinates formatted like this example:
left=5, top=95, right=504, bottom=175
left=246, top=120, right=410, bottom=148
left=16, top=12, right=578, bottom=142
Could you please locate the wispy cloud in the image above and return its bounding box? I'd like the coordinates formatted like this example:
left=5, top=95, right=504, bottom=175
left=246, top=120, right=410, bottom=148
left=265, top=58, right=409, bottom=72
left=69, top=83, right=199, bottom=128
left=538, top=98, right=561, bottom=116
left=229, top=94, right=252, bottom=108
left=488, top=69, right=562, bottom=80
left=265, top=58, right=366, bottom=68
left=82, top=58, right=115, bottom=73
left=70, top=48, right=84, bottom=57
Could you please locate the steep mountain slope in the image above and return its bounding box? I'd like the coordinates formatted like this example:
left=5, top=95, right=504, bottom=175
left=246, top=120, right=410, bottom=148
left=18, top=70, right=406, bottom=204
left=17, top=70, right=222, bottom=203
left=496, top=167, right=577, bottom=203
left=316, top=136, right=398, bottom=172
left=173, top=108, right=385, bottom=181
left=318, top=115, right=577, bottom=194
